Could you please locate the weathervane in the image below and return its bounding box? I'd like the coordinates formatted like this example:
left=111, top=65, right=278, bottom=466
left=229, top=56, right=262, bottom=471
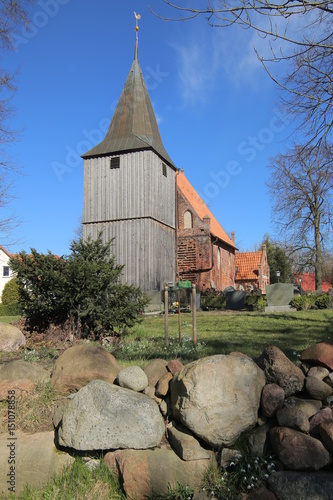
left=134, top=11, right=141, bottom=39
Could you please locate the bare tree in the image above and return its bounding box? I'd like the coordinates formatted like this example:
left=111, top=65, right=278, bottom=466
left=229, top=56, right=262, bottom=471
left=153, top=1, right=332, bottom=47
left=0, top=1, right=34, bottom=242
left=152, top=1, right=333, bottom=144
left=267, top=142, right=333, bottom=292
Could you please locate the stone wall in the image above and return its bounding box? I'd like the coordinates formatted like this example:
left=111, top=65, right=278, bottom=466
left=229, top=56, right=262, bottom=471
left=2, top=341, right=333, bottom=498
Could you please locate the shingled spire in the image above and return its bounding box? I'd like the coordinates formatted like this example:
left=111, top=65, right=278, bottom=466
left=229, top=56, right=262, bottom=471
left=82, top=21, right=176, bottom=168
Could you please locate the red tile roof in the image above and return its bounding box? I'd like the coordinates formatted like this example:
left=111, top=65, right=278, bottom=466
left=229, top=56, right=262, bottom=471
left=294, top=272, right=332, bottom=292
left=0, top=246, right=15, bottom=258
left=235, top=251, right=262, bottom=280
left=177, top=171, right=235, bottom=248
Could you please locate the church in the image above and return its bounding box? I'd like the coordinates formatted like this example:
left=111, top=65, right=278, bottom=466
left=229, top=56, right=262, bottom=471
left=81, top=21, right=241, bottom=298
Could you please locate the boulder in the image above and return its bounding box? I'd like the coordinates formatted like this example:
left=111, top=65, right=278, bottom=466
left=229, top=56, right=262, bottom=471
left=268, top=471, right=333, bottom=500
left=105, top=446, right=213, bottom=499
left=155, top=371, right=173, bottom=397
left=256, top=345, right=305, bottom=397
left=284, top=397, right=321, bottom=419
left=300, top=342, right=333, bottom=370
left=276, top=407, right=310, bottom=433
left=116, top=366, right=148, bottom=392
left=248, top=485, right=277, bottom=500
left=56, top=380, right=165, bottom=451
left=261, top=383, right=285, bottom=418
left=167, top=422, right=212, bottom=461
left=167, top=359, right=184, bottom=375
left=0, top=360, right=50, bottom=400
left=0, top=360, right=50, bottom=383
left=171, top=354, right=265, bottom=447
left=319, top=420, right=333, bottom=453
left=0, top=324, right=25, bottom=352
left=324, top=372, right=333, bottom=388
left=0, top=379, right=35, bottom=401
left=305, top=376, right=333, bottom=400
left=51, top=345, right=121, bottom=394
left=144, top=359, right=168, bottom=388
left=0, top=431, right=74, bottom=495
left=269, top=427, right=332, bottom=470
left=245, top=422, right=273, bottom=456
left=309, top=408, right=333, bottom=438
left=307, top=366, right=330, bottom=380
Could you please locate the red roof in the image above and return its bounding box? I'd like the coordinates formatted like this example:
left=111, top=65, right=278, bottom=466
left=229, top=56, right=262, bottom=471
left=177, top=171, right=235, bottom=248
left=235, top=251, right=262, bottom=280
left=294, top=272, right=332, bottom=292
left=0, top=246, right=15, bottom=258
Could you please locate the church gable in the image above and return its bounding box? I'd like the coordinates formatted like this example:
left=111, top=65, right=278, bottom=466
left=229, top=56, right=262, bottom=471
left=176, top=171, right=236, bottom=291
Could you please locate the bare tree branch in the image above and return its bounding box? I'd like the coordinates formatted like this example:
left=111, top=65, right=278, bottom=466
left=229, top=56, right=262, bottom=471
left=267, top=141, right=333, bottom=291
left=153, top=1, right=333, bottom=145
left=0, top=1, right=34, bottom=244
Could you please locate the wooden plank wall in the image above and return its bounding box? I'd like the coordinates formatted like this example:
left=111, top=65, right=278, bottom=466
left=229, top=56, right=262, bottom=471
left=83, top=150, right=176, bottom=291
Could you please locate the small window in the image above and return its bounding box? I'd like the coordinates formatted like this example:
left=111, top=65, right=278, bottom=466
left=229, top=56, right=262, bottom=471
left=110, top=157, right=120, bottom=169
left=3, top=266, right=9, bottom=277
left=162, top=163, right=167, bottom=177
left=184, top=210, right=193, bottom=229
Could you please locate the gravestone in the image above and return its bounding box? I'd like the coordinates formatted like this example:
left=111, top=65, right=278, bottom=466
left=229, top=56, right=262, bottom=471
left=226, top=291, right=246, bottom=310
left=265, top=284, right=294, bottom=312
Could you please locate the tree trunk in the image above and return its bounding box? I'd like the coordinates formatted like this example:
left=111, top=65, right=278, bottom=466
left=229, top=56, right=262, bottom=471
left=314, top=215, right=322, bottom=292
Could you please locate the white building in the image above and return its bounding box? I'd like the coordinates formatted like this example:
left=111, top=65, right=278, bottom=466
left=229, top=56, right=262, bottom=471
left=0, top=247, right=14, bottom=302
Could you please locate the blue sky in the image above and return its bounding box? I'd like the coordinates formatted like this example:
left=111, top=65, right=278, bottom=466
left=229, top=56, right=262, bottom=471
left=2, top=0, right=293, bottom=256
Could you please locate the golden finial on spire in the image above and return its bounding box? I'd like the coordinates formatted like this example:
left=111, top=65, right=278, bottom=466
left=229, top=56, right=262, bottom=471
left=134, top=12, right=141, bottom=35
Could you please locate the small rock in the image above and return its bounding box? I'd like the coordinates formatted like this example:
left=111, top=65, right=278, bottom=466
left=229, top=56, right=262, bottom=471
left=309, top=407, right=333, bottom=438
left=284, top=397, right=321, bottom=418
left=256, top=345, right=305, bottom=397
left=155, top=371, right=173, bottom=397
left=167, top=422, right=212, bottom=461
left=324, top=371, right=333, bottom=388
left=167, top=359, right=184, bottom=375
left=276, top=407, right=310, bottom=433
left=320, top=420, right=333, bottom=453
left=261, top=383, right=285, bottom=418
left=305, top=376, right=333, bottom=400
left=307, top=366, right=330, bottom=380
left=117, top=366, right=148, bottom=392
left=144, top=359, right=168, bottom=387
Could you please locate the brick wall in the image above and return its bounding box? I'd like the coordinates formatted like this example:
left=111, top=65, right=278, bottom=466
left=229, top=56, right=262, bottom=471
left=176, top=190, right=236, bottom=291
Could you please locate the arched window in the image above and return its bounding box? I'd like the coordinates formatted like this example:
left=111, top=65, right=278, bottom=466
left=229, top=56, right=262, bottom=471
left=184, top=210, right=193, bottom=229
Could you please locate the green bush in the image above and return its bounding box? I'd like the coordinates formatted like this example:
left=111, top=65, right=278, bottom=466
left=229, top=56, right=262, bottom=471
left=315, top=293, right=331, bottom=309
left=0, top=302, right=22, bottom=316
left=9, top=234, right=148, bottom=337
left=201, top=291, right=226, bottom=310
left=1, top=277, right=20, bottom=305
left=257, top=296, right=267, bottom=311
left=291, top=293, right=331, bottom=311
left=245, top=294, right=266, bottom=311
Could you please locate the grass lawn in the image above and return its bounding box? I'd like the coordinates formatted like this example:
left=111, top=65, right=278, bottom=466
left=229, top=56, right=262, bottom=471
left=117, top=309, right=333, bottom=364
